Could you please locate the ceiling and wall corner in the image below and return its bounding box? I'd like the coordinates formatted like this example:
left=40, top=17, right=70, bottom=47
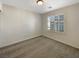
left=0, top=0, right=79, bottom=14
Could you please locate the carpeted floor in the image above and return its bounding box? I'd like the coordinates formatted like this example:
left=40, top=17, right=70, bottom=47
left=0, top=36, right=79, bottom=58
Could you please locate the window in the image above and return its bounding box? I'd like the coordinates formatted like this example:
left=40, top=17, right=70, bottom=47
left=48, top=15, right=64, bottom=32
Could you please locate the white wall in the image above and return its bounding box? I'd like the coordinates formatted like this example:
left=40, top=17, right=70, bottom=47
left=0, top=3, right=79, bottom=49
left=42, top=3, right=79, bottom=49
left=0, top=4, right=42, bottom=48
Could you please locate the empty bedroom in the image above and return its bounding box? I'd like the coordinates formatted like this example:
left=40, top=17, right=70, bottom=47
left=0, top=0, right=79, bottom=58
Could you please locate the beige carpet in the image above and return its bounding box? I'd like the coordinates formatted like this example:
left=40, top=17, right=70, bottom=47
left=0, top=36, right=79, bottom=58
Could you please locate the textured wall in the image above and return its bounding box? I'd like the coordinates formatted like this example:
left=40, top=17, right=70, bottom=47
left=42, top=3, right=79, bottom=49
left=0, top=4, right=42, bottom=48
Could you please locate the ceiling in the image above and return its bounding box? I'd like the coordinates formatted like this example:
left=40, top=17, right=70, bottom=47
left=0, top=0, right=79, bottom=14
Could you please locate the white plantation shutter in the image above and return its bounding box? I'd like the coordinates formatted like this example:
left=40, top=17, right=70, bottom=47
left=48, top=15, right=64, bottom=32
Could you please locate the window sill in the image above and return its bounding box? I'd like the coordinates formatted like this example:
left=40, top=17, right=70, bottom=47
left=47, top=29, right=65, bottom=35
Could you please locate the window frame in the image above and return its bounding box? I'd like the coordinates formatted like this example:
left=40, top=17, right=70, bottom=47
left=48, top=14, right=64, bottom=33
